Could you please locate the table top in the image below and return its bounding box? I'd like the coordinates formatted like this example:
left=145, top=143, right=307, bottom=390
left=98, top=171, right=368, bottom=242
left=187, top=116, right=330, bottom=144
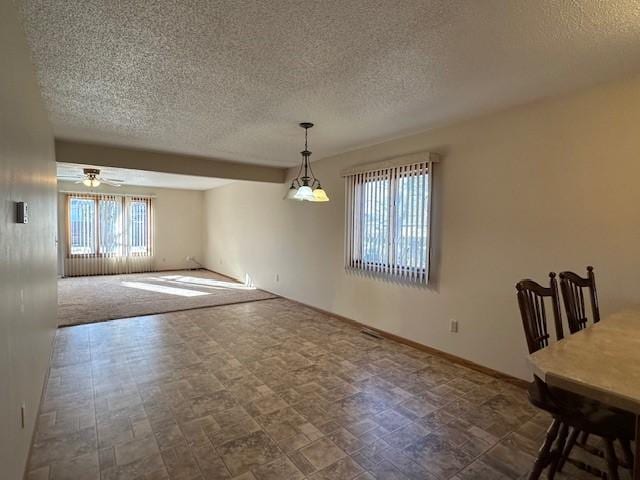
left=529, top=309, right=640, bottom=414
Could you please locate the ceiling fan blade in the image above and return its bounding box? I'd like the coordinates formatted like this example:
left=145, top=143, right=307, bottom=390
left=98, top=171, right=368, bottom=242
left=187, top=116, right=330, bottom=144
left=100, top=180, right=122, bottom=187
left=57, top=175, right=82, bottom=180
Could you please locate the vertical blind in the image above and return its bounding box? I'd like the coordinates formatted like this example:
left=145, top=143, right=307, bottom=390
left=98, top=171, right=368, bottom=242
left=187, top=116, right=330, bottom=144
left=344, top=156, right=436, bottom=284
left=64, top=193, right=155, bottom=276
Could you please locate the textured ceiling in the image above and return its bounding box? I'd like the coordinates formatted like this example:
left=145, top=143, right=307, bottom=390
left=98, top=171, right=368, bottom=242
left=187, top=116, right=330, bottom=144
left=19, top=0, right=640, bottom=167
left=57, top=163, right=234, bottom=190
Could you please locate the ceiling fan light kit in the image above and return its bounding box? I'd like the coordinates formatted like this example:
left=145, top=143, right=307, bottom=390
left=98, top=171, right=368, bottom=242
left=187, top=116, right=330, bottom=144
left=286, top=122, right=330, bottom=203
left=82, top=169, right=101, bottom=187
left=83, top=178, right=101, bottom=187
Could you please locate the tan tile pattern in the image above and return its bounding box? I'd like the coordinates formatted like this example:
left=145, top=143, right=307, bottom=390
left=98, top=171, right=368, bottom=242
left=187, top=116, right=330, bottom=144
left=28, top=298, right=600, bottom=479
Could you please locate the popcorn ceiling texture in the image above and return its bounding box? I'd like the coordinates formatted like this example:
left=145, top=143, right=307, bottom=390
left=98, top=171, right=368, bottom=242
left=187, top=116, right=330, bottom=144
left=18, top=0, right=640, bottom=167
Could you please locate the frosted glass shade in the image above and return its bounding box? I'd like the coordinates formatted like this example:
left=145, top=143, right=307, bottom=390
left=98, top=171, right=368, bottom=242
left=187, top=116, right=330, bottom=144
left=293, top=185, right=314, bottom=201
left=285, top=186, right=298, bottom=200
left=82, top=178, right=100, bottom=187
left=312, top=188, right=329, bottom=202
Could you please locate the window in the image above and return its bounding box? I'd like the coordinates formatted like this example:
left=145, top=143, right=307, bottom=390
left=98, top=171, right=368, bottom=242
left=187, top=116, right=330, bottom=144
left=67, top=194, right=152, bottom=257
left=129, top=200, right=149, bottom=254
left=70, top=197, right=96, bottom=255
left=344, top=157, right=436, bottom=283
left=99, top=198, right=123, bottom=255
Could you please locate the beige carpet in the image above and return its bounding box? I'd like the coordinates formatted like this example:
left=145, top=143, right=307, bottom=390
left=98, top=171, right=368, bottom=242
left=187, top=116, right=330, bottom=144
left=57, top=269, right=277, bottom=327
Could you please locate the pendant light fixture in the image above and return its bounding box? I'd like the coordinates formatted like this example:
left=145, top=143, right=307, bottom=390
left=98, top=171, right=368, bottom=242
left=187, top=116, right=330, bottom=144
left=286, top=122, right=330, bottom=202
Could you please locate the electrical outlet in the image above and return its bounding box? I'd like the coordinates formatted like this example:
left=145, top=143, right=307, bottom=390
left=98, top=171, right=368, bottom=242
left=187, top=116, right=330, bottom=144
left=449, top=319, right=458, bottom=333
left=275, top=273, right=279, bottom=282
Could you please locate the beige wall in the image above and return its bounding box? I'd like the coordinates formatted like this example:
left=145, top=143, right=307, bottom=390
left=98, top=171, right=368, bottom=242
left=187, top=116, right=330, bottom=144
left=0, top=2, right=58, bottom=478
left=204, top=75, right=640, bottom=380
left=57, top=182, right=205, bottom=274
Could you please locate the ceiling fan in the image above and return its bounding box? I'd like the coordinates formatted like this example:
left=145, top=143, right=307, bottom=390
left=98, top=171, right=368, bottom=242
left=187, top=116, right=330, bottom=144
left=58, top=168, right=124, bottom=187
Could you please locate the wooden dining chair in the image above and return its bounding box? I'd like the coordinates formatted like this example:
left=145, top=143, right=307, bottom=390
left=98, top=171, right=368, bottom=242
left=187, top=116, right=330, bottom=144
left=558, top=266, right=599, bottom=453
left=517, top=273, right=565, bottom=352
left=517, top=272, right=632, bottom=480
left=559, top=266, right=600, bottom=334
left=517, top=273, right=568, bottom=479
left=558, top=266, right=635, bottom=473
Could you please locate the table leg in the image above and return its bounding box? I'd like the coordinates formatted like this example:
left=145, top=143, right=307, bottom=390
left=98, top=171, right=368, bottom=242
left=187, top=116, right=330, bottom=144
left=635, top=414, right=640, bottom=480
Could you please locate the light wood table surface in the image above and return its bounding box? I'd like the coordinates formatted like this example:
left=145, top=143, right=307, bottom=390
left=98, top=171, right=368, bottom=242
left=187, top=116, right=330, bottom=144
left=528, top=309, right=640, bottom=479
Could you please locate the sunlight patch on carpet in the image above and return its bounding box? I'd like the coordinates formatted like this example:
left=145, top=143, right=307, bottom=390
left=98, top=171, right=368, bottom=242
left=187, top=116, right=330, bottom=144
left=121, top=281, right=211, bottom=297
left=159, top=275, right=257, bottom=290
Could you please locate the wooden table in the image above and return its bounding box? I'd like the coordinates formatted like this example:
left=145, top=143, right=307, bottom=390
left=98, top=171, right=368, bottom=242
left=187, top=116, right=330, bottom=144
left=528, top=309, right=640, bottom=479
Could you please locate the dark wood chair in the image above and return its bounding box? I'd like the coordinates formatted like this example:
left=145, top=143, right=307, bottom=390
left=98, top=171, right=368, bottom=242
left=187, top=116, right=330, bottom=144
left=517, top=273, right=633, bottom=480
left=558, top=266, right=599, bottom=455
left=559, top=266, right=600, bottom=334
left=559, top=266, right=599, bottom=461
left=558, top=266, right=635, bottom=473
left=517, top=273, right=565, bottom=352
left=517, top=273, right=568, bottom=479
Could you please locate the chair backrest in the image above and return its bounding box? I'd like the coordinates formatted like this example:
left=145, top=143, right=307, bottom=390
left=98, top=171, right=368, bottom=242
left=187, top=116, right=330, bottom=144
left=516, top=273, right=564, bottom=354
left=559, top=266, right=600, bottom=334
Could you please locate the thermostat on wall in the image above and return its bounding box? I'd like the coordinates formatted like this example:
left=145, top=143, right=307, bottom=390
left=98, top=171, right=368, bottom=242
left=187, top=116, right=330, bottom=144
left=16, top=202, right=28, bottom=224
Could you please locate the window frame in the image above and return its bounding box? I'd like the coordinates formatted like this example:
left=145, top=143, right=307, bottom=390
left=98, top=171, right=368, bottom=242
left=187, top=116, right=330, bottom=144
left=344, top=156, right=436, bottom=284
left=97, top=197, right=124, bottom=257
left=68, top=196, right=98, bottom=256
left=127, top=198, right=152, bottom=256
left=66, top=194, right=152, bottom=258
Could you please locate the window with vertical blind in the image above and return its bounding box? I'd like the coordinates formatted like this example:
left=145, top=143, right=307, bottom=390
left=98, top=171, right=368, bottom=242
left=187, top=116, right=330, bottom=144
left=68, top=194, right=153, bottom=258
left=343, top=153, right=438, bottom=284
left=129, top=199, right=150, bottom=254
left=69, top=197, right=97, bottom=254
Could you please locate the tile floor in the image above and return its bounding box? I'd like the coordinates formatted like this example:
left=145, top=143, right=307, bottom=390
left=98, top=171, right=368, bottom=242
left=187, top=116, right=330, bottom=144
left=26, top=298, right=615, bottom=479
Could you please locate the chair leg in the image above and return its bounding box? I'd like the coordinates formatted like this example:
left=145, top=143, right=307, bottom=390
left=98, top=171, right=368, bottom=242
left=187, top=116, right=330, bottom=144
left=575, top=429, right=606, bottom=459
left=528, top=419, right=561, bottom=480
left=548, top=423, right=569, bottom=479
left=619, top=439, right=634, bottom=470
left=557, top=427, right=579, bottom=472
left=578, top=431, right=589, bottom=446
left=603, top=439, right=620, bottom=480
